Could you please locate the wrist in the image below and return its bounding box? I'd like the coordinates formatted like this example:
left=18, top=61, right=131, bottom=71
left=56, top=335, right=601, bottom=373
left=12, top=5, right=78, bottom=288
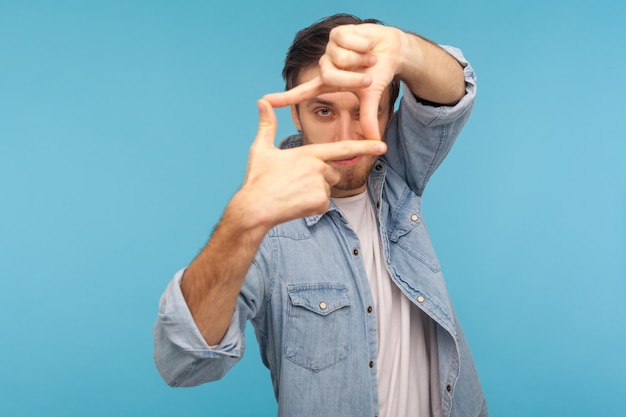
left=396, top=32, right=465, bottom=105
left=227, top=189, right=275, bottom=237
left=396, top=30, right=426, bottom=81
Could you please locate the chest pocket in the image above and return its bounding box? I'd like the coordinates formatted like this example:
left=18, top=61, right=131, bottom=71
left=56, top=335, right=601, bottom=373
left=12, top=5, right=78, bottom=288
left=285, top=283, right=351, bottom=372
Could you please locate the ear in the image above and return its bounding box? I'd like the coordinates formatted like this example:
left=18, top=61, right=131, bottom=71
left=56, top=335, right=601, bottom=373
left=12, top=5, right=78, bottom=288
left=290, top=104, right=302, bottom=132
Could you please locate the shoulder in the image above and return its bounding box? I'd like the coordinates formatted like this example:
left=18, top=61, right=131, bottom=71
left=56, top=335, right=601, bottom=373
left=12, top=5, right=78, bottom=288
left=278, top=134, right=303, bottom=150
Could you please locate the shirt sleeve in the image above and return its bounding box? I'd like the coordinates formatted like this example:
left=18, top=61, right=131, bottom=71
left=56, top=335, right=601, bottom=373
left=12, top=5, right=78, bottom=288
left=383, top=45, right=477, bottom=196
left=153, top=268, right=250, bottom=387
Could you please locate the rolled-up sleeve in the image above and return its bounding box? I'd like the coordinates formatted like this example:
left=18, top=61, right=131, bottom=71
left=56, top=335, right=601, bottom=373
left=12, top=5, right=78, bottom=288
left=384, top=45, right=477, bottom=196
left=153, top=269, right=246, bottom=387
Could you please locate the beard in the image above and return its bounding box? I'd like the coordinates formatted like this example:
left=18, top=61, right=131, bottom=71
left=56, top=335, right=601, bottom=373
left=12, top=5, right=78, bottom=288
left=332, top=156, right=377, bottom=193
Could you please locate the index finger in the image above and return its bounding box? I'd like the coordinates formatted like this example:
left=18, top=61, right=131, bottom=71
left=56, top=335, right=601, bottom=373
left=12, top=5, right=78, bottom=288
left=301, top=139, right=387, bottom=161
left=263, top=77, right=324, bottom=108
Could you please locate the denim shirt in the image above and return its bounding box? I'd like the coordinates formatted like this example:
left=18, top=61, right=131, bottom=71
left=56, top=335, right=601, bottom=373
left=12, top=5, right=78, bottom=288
left=154, top=46, right=487, bottom=417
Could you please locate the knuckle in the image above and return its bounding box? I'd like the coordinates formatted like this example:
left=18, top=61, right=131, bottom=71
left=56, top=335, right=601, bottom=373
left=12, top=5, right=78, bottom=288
left=312, top=192, right=330, bottom=210
left=334, top=53, right=353, bottom=69
left=329, top=26, right=341, bottom=39
left=306, top=157, right=325, bottom=173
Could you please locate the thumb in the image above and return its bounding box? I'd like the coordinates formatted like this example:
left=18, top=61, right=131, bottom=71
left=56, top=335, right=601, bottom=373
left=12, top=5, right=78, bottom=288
left=253, top=99, right=278, bottom=148
left=358, top=92, right=382, bottom=140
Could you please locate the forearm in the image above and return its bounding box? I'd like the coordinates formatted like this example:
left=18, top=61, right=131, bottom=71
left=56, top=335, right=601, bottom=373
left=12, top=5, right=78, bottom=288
left=383, top=44, right=476, bottom=196
left=181, top=190, right=270, bottom=346
left=397, top=31, right=466, bottom=105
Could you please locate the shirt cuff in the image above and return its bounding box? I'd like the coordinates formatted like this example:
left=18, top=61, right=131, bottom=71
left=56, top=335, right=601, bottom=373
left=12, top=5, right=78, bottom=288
left=157, top=268, right=244, bottom=358
left=402, top=44, right=477, bottom=127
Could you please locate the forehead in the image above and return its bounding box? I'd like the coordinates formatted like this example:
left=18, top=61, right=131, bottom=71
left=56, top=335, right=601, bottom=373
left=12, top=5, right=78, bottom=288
left=297, top=65, right=321, bottom=85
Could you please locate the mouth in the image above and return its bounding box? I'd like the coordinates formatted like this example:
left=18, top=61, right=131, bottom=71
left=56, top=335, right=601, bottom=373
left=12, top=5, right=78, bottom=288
left=331, top=155, right=361, bottom=167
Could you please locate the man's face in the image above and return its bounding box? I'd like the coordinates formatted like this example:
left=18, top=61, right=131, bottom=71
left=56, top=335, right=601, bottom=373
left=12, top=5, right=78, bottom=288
left=291, top=66, right=392, bottom=198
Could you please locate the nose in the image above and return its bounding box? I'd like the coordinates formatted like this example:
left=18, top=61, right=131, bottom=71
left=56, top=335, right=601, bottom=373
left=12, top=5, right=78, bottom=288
left=336, top=114, right=363, bottom=141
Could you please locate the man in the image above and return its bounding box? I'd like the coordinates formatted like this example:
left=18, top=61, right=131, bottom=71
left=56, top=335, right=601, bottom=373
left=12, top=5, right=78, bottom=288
left=154, top=13, right=487, bottom=417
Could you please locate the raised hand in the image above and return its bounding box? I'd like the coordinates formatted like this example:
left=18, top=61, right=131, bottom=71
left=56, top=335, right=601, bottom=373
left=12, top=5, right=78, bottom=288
left=264, top=24, right=405, bottom=140
left=240, top=99, right=387, bottom=228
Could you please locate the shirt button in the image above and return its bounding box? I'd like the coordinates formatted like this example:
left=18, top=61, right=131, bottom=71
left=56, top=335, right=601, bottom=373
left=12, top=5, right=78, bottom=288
left=446, top=384, right=452, bottom=392
left=369, top=361, right=374, bottom=368
left=319, top=302, right=327, bottom=310
left=353, top=248, right=359, bottom=256
left=367, top=306, right=373, bottom=313
left=386, top=257, right=391, bottom=264
left=417, top=295, right=425, bottom=303
left=375, top=164, right=382, bottom=171
left=411, top=214, right=419, bottom=222
left=376, top=201, right=380, bottom=209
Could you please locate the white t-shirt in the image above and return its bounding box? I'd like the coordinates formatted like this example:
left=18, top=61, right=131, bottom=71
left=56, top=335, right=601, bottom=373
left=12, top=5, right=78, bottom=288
left=333, top=190, right=442, bottom=417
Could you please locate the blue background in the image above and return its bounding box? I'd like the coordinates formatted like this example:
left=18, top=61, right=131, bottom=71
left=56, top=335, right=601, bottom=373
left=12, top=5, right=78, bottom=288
left=1, top=0, right=624, bottom=416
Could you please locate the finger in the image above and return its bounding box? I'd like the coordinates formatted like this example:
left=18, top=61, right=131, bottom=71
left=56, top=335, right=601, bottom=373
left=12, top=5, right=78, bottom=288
left=357, top=92, right=383, bottom=140
left=252, top=99, right=277, bottom=148
left=325, top=46, right=377, bottom=70
left=330, top=25, right=375, bottom=53
left=320, top=70, right=372, bottom=90
left=303, top=139, right=387, bottom=162
left=263, top=77, right=324, bottom=108
left=319, top=55, right=373, bottom=88
left=323, top=164, right=341, bottom=187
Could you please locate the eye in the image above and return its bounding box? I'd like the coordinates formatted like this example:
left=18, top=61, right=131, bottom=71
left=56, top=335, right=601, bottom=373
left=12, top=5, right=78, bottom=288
left=315, top=107, right=332, bottom=117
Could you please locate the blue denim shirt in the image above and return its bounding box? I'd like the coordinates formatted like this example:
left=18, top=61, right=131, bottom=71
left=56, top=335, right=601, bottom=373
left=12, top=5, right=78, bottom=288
left=154, top=46, right=487, bottom=417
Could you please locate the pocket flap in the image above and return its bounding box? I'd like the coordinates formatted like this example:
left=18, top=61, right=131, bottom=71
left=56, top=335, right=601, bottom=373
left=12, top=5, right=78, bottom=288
left=389, top=212, right=421, bottom=242
left=287, top=283, right=350, bottom=316
left=388, top=190, right=422, bottom=242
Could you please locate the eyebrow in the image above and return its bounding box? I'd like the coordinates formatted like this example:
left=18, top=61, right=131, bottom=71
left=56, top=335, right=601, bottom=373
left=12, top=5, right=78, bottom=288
left=304, top=98, right=336, bottom=108
left=304, top=93, right=363, bottom=109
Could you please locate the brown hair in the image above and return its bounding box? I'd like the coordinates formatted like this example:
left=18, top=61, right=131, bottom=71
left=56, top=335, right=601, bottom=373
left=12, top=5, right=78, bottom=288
left=282, top=13, right=400, bottom=113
